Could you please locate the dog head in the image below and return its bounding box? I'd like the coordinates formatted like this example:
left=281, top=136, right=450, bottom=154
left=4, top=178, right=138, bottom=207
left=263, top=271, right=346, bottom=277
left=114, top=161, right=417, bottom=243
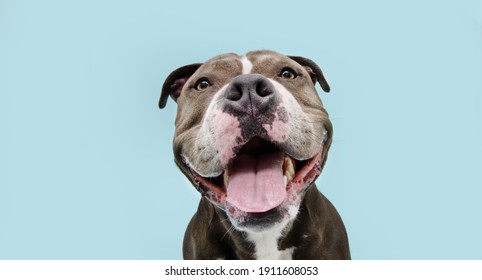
left=160, top=50, right=332, bottom=233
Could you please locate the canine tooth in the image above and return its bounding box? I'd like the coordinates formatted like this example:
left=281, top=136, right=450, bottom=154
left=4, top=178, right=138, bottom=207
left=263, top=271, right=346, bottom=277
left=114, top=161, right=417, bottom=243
left=283, top=156, right=290, bottom=171
left=283, top=175, right=287, bottom=187
left=287, top=161, right=294, bottom=177
left=286, top=171, right=294, bottom=183
left=223, top=170, right=229, bottom=187
left=283, top=156, right=295, bottom=181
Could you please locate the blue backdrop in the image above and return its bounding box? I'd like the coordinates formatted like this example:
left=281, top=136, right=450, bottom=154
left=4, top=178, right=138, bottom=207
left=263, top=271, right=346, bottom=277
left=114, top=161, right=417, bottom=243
left=1, top=0, right=481, bottom=259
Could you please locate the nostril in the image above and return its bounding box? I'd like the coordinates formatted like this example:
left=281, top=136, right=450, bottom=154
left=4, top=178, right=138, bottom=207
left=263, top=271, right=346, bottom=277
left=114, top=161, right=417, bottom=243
left=226, top=84, right=243, bottom=101
left=256, top=80, right=273, bottom=97
left=224, top=74, right=275, bottom=104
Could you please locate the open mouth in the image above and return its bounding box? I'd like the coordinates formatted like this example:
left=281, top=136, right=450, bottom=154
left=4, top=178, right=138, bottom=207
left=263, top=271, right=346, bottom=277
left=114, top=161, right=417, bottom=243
left=189, top=137, right=323, bottom=217
left=191, top=137, right=322, bottom=212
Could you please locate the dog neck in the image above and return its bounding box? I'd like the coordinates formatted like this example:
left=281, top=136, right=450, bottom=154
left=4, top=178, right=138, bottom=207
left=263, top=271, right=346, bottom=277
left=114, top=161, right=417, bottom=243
left=214, top=187, right=320, bottom=260
left=246, top=229, right=296, bottom=260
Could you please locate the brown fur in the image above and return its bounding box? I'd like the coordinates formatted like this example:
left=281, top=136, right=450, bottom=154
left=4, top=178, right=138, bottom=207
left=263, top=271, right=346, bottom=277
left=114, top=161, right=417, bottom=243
left=161, top=50, right=350, bottom=259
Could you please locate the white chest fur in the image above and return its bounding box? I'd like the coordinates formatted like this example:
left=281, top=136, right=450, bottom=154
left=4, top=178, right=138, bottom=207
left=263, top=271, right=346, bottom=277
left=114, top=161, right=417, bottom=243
left=246, top=230, right=295, bottom=260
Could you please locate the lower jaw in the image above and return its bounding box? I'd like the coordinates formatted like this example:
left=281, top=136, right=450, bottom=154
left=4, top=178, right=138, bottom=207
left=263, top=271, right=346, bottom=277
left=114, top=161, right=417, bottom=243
left=190, top=150, right=322, bottom=229
left=195, top=175, right=313, bottom=222
left=206, top=174, right=318, bottom=232
left=229, top=206, right=287, bottom=232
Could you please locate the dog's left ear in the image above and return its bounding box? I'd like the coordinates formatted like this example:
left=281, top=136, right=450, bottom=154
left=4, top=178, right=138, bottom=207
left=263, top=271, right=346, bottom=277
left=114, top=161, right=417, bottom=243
left=288, top=56, right=330, bottom=93
left=159, top=63, right=202, bottom=109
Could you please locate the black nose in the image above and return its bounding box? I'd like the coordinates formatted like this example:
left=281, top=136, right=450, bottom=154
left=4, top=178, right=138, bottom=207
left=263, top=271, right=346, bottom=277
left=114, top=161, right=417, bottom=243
left=224, top=74, right=276, bottom=115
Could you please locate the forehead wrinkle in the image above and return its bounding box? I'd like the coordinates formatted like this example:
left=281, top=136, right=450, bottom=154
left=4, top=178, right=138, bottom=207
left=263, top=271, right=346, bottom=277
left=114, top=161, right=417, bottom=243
left=198, top=56, right=242, bottom=77
left=246, top=52, right=292, bottom=76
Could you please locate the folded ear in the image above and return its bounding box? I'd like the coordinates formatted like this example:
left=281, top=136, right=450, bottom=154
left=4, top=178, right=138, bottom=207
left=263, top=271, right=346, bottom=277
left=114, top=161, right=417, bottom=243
left=288, top=56, right=330, bottom=93
left=159, top=63, right=202, bottom=109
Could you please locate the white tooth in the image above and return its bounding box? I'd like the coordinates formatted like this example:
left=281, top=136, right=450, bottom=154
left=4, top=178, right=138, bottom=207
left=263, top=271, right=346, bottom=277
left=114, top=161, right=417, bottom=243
left=283, top=156, right=295, bottom=182
left=284, top=156, right=290, bottom=170
left=287, top=160, right=294, bottom=178
left=283, top=175, right=287, bottom=187
left=223, top=170, right=229, bottom=187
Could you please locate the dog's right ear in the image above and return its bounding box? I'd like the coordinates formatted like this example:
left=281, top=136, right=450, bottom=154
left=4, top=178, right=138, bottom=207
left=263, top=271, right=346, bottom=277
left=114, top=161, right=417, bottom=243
left=159, top=63, right=202, bottom=109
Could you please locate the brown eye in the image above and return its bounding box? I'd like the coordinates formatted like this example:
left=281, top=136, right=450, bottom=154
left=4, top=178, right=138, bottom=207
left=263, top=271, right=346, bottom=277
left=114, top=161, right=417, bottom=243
left=195, top=79, right=211, bottom=91
left=280, top=68, right=297, bottom=79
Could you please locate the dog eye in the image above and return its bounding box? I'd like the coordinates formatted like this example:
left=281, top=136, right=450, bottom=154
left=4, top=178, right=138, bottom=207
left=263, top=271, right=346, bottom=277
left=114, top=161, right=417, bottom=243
left=194, top=79, right=211, bottom=91
left=280, top=68, right=297, bottom=79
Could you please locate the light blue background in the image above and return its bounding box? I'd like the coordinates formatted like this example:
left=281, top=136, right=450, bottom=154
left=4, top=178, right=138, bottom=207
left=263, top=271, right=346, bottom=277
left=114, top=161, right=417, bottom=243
left=1, top=0, right=481, bottom=259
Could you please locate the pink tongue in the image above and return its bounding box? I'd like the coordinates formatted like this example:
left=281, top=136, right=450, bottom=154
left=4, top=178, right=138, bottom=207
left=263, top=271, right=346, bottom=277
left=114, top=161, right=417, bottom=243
left=226, top=152, right=286, bottom=213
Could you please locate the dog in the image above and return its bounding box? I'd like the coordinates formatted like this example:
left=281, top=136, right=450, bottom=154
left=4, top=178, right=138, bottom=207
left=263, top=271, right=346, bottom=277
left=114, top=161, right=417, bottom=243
left=159, top=50, right=350, bottom=259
